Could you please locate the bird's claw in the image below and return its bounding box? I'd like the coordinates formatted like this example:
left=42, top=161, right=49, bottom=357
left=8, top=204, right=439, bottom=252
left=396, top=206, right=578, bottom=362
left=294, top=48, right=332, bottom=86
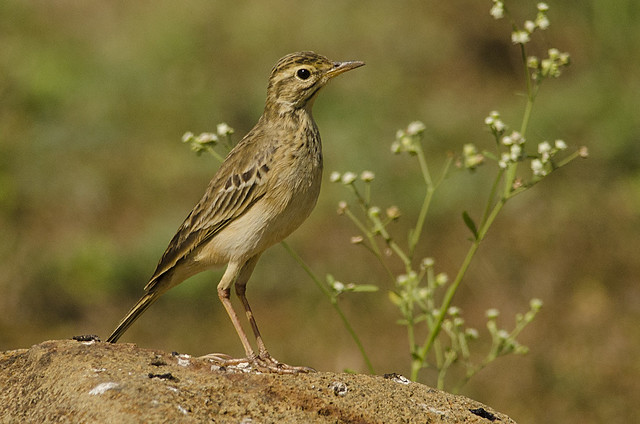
left=200, top=352, right=315, bottom=374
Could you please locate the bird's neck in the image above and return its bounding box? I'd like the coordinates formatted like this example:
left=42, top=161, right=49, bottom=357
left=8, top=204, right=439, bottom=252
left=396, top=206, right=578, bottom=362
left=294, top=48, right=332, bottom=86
left=259, top=103, right=322, bottom=167
left=261, top=102, right=317, bottom=133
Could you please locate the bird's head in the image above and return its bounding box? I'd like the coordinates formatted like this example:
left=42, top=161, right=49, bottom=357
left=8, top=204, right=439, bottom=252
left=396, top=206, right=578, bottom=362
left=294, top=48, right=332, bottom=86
left=265, top=51, right=364, bottom=115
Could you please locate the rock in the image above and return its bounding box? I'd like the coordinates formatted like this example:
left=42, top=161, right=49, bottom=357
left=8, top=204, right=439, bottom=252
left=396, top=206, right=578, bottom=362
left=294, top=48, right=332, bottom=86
left=0, top=339, right=516, bottom=423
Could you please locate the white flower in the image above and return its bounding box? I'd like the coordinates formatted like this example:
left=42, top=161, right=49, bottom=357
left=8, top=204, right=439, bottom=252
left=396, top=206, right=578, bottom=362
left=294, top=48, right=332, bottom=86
left=386, top=206, right=401, bottom=220
left=360, top=170, right=375, bottom=182
left=396, top=274, right=410, bottom=285
left=332, top=281, right=345, bottom=292
left=463, top=143, right=478, bottom=156
left=555, top=139, right=567, bottom=150
left=510, top=144, right=522, bottom=161
left=406, top=121, right=426, bottom=135
left=497, top=330, right=510, bottom=340
left=341, top=172, right=357, bottom=184
left=368, top=206, right=381, bottom=217
left=527, top=56, right=539, bottom=68
left=510, top=131, right=524, bottom=144
left=536, top=15, right=550, bottom=30
left=465, top=328, right=479, bottom=339
left=337, top=201, right=348, bottom=215
left=511, top=30, right=530, bottom=44
left=435, top=273, right=449, bottom=286
left=490, top=1, right=504, bottom=19
left=501, top=135, right=513, bottom=146
left=216, top=122, right=233, bottom=136
left=448, top=306, right=461, bottom=316
left=530, top=298, right=543, bottom=310
left=538, top=141, right=552, bottom=155
left=181, top=132, right=194, bottom=143
left=350, top=235, right=364, bottom=244
left=417, top=287, right=429, bottom=300
left=541, top=58, right=556, bottom=77
left=531, top=158, right=546, bottom=176
left=196, top=132, right=217, bottom=144
left=524, top=20, right=536, bottom=33
left=499, top=152, right=511, bottom=169
left=463, top=144, right=484, bottom=169
left=485, top=111, right=506, bottom=133
left=330, top=171, right=341, bottom=183
left=486, top=308, right=500, bottom=319
left=537, top=2, right=549, bottom=11
left=421, top=257, right=435, bottom=268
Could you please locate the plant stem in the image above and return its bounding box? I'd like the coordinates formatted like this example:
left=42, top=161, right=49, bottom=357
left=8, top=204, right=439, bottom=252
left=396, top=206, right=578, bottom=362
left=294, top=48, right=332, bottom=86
left=410, top=154, right=452, bottom=256
left=409, top=185, right=434, bottom=256
left=481, top=169, right=504, bottom=228
left=375, top=219, right=412, bottom=268
left=205, top=146, right=226, bottom=163
left=411, top=194, right=506, bottom=381
left=281, top=241, right=376, bottom=374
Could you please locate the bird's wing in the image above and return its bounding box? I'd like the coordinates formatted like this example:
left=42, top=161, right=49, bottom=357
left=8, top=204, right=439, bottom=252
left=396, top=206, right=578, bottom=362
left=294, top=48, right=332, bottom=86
left=145, top=134, right=276, bottom=290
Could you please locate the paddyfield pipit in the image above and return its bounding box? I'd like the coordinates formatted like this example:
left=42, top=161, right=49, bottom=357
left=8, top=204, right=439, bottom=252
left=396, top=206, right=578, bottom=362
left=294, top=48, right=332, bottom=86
left=106, top=51, right=364, bottom=373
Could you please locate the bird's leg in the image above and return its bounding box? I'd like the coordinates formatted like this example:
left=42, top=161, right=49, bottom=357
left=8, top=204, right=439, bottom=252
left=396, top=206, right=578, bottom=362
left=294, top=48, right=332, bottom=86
left=217, top=285, right=256, bottom=359
left=200, top=257, right=313, bottom=373
left=231, top=255, right=272, bottom=358
left=235, top=278, right=315, bottom=374
left=234, top=279, right=268, bottom=357
left=200, top=261, right=256, bottom=365
left=234, top=254, right=315, bottom=373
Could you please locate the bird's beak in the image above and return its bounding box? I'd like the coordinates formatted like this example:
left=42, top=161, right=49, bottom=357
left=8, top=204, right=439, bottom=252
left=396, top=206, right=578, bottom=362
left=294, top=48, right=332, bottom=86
left=326, top=60, right=365, bottom=79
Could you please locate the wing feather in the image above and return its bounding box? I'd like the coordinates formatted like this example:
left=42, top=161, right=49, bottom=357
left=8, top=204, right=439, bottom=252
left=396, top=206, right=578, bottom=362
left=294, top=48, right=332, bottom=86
left=144, top=135, right=275, bottom=290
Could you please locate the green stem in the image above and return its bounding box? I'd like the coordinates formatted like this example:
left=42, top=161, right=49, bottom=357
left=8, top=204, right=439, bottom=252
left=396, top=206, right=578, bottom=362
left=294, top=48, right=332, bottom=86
left=409, top=186, right=434, bottom=256
left=349, top=184, right=370, bottom=214
left=519, top=43, right=534, bottom=136
left=416, top=145, right=433, bottom=186
left=344, top=208, right=383, bottom=258
left=481, top=169, right=504, bottom=227
left=478, top=197, right=506, bottom=241
left=344, top=209, right=397, bottom=283
left=410, top=154, right=453, bottom=257
left=502, top=43, right=537, bottom=199
left=205, top=146, right=226, bottom=163
left=281, top=241, right=376, bottom=374
left=411, top=195, right=506, bottom=381
left=507, top=149, right=584, bottom=199
left=374, top=217, right=412, bottom=268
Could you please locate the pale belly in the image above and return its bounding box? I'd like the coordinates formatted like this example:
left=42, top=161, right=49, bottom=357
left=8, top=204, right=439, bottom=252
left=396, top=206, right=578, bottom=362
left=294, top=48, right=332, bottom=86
left=194, top=168, right=322, bottom=266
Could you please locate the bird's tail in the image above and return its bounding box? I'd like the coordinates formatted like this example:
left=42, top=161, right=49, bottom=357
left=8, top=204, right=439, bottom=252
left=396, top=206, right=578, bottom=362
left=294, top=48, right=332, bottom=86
left=106, top=292, right=160, bottom=343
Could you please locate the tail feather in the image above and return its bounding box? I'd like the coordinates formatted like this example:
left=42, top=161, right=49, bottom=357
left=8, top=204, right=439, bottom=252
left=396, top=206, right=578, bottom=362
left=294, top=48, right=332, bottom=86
left=106, top=292, right=160, bottom=343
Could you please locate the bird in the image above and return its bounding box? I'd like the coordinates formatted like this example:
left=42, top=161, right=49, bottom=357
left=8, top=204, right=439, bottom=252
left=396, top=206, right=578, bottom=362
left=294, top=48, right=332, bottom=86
left=106, top=51, right=364, bottom=373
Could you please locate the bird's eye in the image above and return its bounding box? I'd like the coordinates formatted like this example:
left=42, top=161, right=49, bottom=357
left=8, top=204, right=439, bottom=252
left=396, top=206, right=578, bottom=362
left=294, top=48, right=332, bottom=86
left=296, top=68, right=311, bottom=80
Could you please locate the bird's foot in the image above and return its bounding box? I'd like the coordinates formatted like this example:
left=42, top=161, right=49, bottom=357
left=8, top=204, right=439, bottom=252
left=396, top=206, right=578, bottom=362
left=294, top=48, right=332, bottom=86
left=252, top=351, right=316, bottom=374
left=200, top=352, right=315, bottom=374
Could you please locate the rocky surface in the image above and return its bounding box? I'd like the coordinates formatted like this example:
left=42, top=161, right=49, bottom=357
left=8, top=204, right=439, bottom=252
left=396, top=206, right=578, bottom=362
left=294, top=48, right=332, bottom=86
left=0, top=339, right=516, bottom=423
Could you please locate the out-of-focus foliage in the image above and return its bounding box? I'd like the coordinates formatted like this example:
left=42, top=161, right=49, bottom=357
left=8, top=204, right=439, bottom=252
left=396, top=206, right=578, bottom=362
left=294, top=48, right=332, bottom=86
left=1, top=1, right=639, bottom=423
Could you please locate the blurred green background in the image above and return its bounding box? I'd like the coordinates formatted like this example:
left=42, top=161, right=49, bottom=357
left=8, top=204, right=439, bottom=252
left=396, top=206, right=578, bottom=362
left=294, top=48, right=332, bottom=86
left=1, top=0, right=639, bottom=422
